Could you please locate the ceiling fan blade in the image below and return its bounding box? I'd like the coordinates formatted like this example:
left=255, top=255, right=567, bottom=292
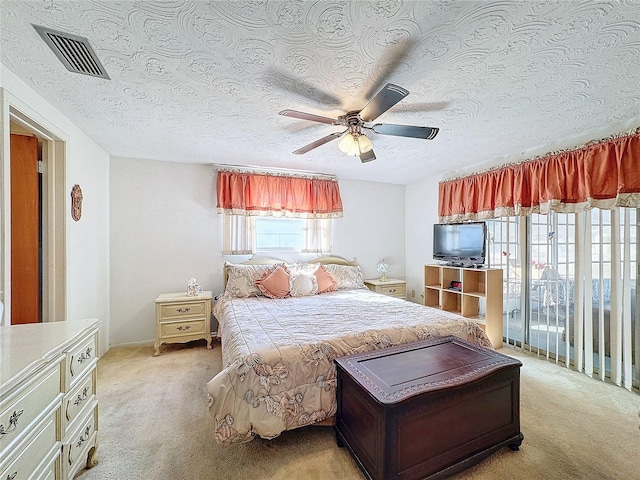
left=359, top=149, right=376, bottom=163
left=364, top=39, right=417, bottom=100
left=292, top=131, right=344, bottom=154
left=392, top=101, right=450, bottom=113
left=359, top=83, right=409, bottom=122
left=279, top=109, right=340, bottom=125
left=266, top=68, right=342, bottom=106
left=372, top=123, right=439, bottom=140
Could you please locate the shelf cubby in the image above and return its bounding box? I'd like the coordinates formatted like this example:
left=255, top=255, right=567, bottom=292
left=423, top=264, right=503, bottom=348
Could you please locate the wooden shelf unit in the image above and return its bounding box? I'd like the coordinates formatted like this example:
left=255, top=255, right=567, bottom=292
left=424, top=264, right=504, bottom=348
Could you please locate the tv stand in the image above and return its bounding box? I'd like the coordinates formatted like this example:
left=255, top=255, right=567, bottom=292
left=424, top=264, right=503, bottom=348
left=445, top=262, right=484, bottom=269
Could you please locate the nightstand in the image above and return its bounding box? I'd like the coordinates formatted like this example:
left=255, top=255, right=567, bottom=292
left=154, top=291, right=212, bottom=356
left=364, top=278, right=407, bottom=299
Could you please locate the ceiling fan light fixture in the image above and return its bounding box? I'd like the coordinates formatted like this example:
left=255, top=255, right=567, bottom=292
left=339, top=132, right=373, bottom=156
left=338, top=133, right=356, bottom=154
left=347, top=141, right=361, bottom=157
left=357, top=134, right=373, bottom=153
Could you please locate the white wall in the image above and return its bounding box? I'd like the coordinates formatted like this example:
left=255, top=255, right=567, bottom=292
left=0, top=66, right=111, bottom=354
left=109, top=157, right=218, bottom=346
left=405, top=176, right=441, bottom=304
left=334, top=178, right=405, bottom=280
left=109, top=160, right=406, bottom=346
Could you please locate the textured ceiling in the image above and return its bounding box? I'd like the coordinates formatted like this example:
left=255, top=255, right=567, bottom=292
left=2, top=1, right=640, bottom=185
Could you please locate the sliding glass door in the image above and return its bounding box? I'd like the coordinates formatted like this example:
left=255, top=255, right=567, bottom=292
left=487, top=208, right=638, bottom=390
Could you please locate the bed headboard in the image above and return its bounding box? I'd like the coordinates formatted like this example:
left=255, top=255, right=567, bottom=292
left=309, top=255, right=358, bottom=267
left=222, top=257, right=286, bottom=288
left=222, top=255, right=358, bottom=289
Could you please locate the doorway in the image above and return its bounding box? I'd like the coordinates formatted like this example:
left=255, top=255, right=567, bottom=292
left=4, top=109, right=66, bottom=325
left=10, top=132, right=40, bottom=324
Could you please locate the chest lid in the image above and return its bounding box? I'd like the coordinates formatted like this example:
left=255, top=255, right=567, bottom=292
left=335, top=335, right=521, bottom=404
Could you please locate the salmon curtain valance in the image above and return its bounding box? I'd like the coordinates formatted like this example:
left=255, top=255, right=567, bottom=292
left=216, top=170, right=343, bottom=219
left=439, top=131, right=640, bottom=223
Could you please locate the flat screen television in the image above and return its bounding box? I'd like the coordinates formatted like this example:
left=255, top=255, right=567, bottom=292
left=433, top=222, right=487, bottom=266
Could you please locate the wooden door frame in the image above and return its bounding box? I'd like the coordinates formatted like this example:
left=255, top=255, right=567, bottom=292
left=1, top=88, right=66, bottom=325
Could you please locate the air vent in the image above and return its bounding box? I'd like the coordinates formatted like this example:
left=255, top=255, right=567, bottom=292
left=33, top=25, right=110, bottom=79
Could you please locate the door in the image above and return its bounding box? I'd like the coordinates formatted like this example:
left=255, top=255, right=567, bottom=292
left=10, top=133, right=40, bottom=324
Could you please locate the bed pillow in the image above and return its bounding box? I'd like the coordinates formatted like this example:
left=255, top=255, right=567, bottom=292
left=255, top=265, right=291, bottom=299
left=289, top=270, right=318, bottom=297
left=323, top=264, right=366, bottom=290
left=315, top=264, right=338, bottom=293
left=224, top=261, right=286, bottom=298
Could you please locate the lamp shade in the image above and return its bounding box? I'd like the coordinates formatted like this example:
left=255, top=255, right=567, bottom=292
left=339, top=133, right=356, bottom=153
left=376, top=261, right=390, bottom=281
left=357, top=134, right=373, bottom=153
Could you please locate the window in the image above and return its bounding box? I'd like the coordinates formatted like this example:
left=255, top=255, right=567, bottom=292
left=255, top=217, right=303, bottom=252
left=221, top=215, right=332, bottom=255
left=216, top=170, right=341, bottom=255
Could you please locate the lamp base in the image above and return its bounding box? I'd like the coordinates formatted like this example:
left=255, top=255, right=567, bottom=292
left=379, top=274, right=388, bottom=282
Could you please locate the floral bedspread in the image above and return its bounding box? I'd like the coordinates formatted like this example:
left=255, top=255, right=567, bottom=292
left=207, top=289, right=493, bottom=444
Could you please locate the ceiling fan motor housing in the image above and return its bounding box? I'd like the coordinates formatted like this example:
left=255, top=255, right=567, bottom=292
left=339, top=111, right=364, bottom=134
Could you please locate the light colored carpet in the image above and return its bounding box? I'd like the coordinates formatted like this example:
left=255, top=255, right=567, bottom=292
left=76, top=340, right=639, bottom=480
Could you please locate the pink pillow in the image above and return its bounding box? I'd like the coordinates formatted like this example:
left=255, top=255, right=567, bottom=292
left=315, top=264, right=338, bottom=294
left=255, top=265, right=290, bottom=299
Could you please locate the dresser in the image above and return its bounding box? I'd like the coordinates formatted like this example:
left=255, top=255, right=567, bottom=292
left=364, top=278, right=407, bottom=299
left=154, top=292, right=212, bottom=356
left=0, top=318, right=100, bottom=480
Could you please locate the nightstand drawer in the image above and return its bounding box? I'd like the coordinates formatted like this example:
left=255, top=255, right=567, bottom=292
left=160, top=301, right=207, bottom=319
left=378, top=284, right=406, bottom=297
left=161, top=319, right=206, bottom=337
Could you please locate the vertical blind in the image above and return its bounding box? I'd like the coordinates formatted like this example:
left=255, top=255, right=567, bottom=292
left=488, top=211, right=637, bottom=392
left=471, top=130, right=640, bottom=392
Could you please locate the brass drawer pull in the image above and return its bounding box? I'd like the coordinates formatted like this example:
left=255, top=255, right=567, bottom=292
left=0, top=410, right=24, bottom=435
left=176, top=307, right=191, bottom=313
left=76, top=426, right=91, bottom=448
left=74, top=387, right=90, bottom=406
left=77, top=347, right=93, bottom=364
left=7, top=472, right=17, bottom=480
left=176, top=325, right=192, bottom=331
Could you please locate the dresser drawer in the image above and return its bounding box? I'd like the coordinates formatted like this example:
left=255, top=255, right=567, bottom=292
left=160, top=300, right=207, bottom=319
left=378, top=284, right=406, bottom=297
left=0, top=412, right=58, bottom=480
left=0, top=363, right=61, bottom=455
left=62, top=369, right=96, bottom=436
left=34, top=455, right=59, bottom=480
left=160, top=319, right=206, bottom=337
left=66, top=334, right=98, bottom=390
left=63, top=403, right=98, bottom=479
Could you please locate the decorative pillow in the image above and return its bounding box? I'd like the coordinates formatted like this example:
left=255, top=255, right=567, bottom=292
left=315, top=264, right=338, bottom=293
left=255, top=265, right=290, bottom=299
left=289, top=270, right=319, bottom=297
left=224, top=261, right=286, bottom=298
left=323, top=264, right=366, bottom=290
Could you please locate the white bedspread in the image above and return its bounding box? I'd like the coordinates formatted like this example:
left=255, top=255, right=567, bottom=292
left=207, top=289, right=493, bottom=444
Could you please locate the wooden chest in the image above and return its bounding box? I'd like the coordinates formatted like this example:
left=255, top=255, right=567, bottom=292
left=334, top=336, right=523, bottom=480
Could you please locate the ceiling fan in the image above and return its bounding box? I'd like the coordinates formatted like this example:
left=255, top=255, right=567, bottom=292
left=278, top=83, right=439, bottom=163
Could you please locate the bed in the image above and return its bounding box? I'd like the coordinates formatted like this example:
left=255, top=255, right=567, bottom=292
left=206, top=256, right=493, bottom=444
